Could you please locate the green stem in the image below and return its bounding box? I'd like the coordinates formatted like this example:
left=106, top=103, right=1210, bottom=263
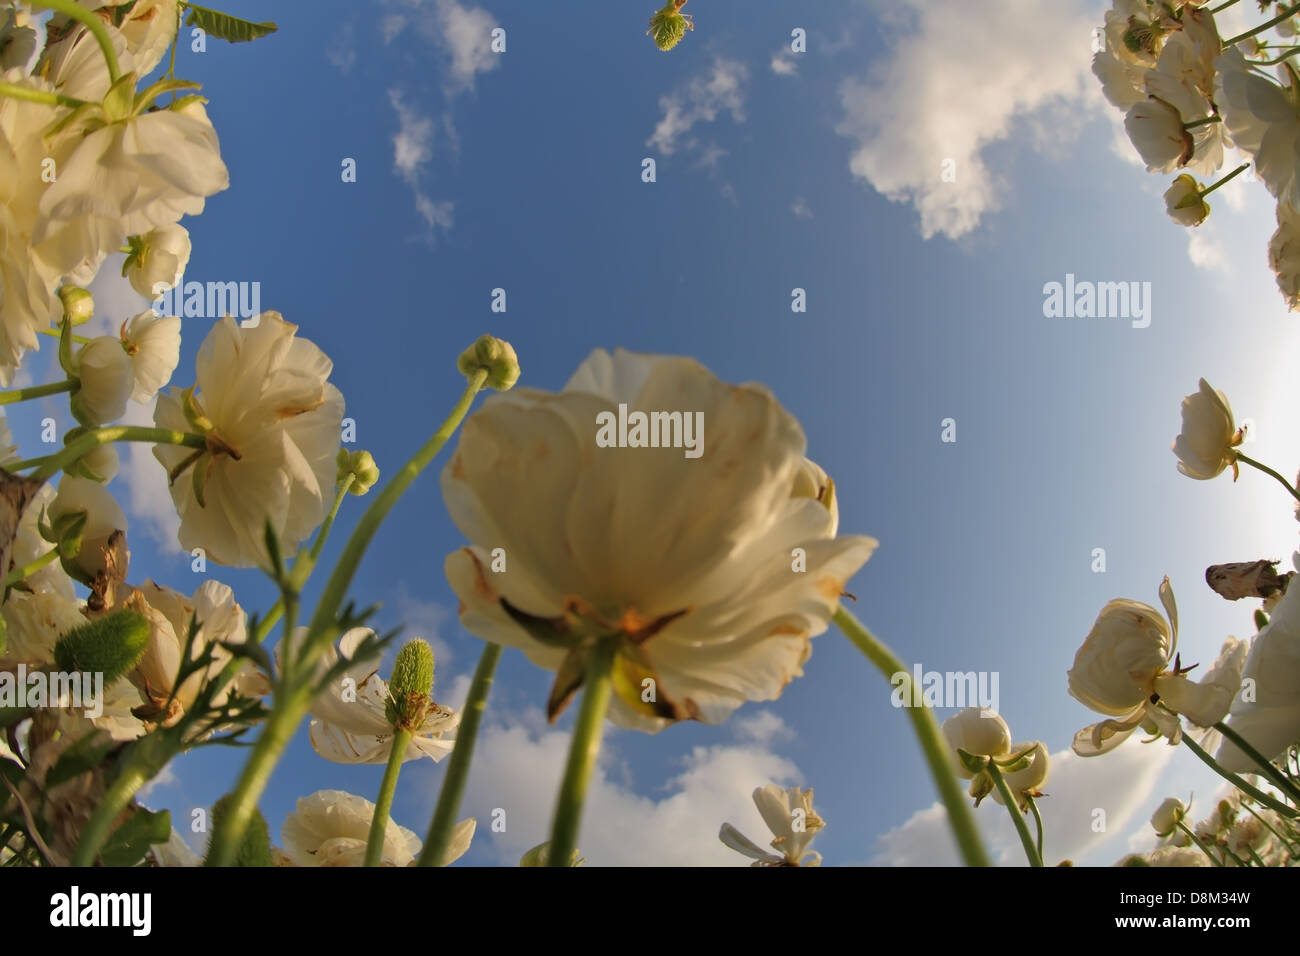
left=1199, top=163, right=1249, bottom=198
left=1209, top=0, right=1242, bottom=11
left=363, top=727, right=412, bottom=867
left=206, top=370, right=488, bottom=867
left=1177, top=821, right=1223, bottom=866
left=417, top=642, right=502, bottom=866
left=1241, top=801, right=1299, bottom=856
left=7, top=426, right=205, bottom=480
left=36, top=327, right=92, bottom=345
left=0, top=379, right=76, bottom=406
left=32, top=0, right=122, bottom=82
left=833, top=606, right=991, bottom=866
left=69, top=762, right=147, bottom=866
left=1026, top=793, right=1046, bottom=864
left=989, top=764, right=1043, bottom=867
left=0, top=81, right=89, bottom=109
left=1235, top=452, right=1300, bottom=504
left=1253, top=46, right=1300, bottom=65
left=1181, top=733, right=1298, bottom=818
left=287, top=476, right=353, bottom=593
left=1225, top=2, right=1300, bottom=46
left=2, top=548, right=58, bottom=589
left=547, top=636, right=618, bottom=867
left=1182, top=115, right=1222, bottom=129
left=1215, top=720, right=1300, bottom=804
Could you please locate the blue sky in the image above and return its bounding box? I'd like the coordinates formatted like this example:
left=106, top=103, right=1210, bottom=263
left=17, top=0, right=1300, bottom=865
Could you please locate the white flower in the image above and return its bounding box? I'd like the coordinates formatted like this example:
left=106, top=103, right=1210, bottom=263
left=1217, top=554, right=1300, bottom=772
left=990, top=740, right=1051, bottom=809
left=1268, top=199, right=1300, bottom=310
left=442, top=349, right=877, bottom=731
left=1164, top=174, right=1209, bottom=226
left=719, top=784, right=825, bottom=866
left=125, top=224, right=190, bottom=300
left=35, top=97, right=227, bottom=280
left=1172, top=378, right=1240, bottom=480
left=280, top=790, right=474, bottom=867
left=1216, top=48, right=1300, bottom=208
left=109, top=0, right=181, bottom=76
left=1151, top=796, right=1187, bottom=836
left=0, top=7, right=38, bottom=72
left=942, top=707, right=1013, bottom=777
left=285, top=627, right=459, bottom=765
left=48, top=476, right=126, bottom=583
left=1139, top=31, right=1224, bottom=176
left=1120, top=846, right=1211, bottom=866
left=71, top=336, right=132, bottom=425
left=1, top=589, right=86, bottom=665
left=1125, top=96, right=1194, bottom=172
left=0, top=413, right=16, bottom=465
left=120, top=310, right=180, bottom=402
left=153, top=313, right=345, bottom=567
left=67, top=442, right=119, bottom=483
left=1070, top=578, right=1243, bottom=756
left=129, top=579, right=267, bottom=724
left=9, top=484, right=75, bottom=599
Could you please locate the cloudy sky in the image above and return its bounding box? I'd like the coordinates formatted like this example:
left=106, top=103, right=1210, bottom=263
left=15, top=0, right=1300, bottom=866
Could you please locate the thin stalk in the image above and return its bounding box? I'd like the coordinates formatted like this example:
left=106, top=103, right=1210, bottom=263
left=363, top=727, right=412, bottom=867
left=989, top=764, right=1043, bottom=867
left=1182, top=733, right=1298, bottom=818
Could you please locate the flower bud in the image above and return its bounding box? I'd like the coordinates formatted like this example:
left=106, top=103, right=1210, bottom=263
left=648, top=0, right=693, bottom=51
left=386, top=638, right=435, bottom=728
left=1164, top=175, right=1209, bottom=227
left=942, top=707, right=1012, bottom=778
left=458, top=334, right=520, bottom=391
left=57, top=285, right=94, bottom=326
left=520, top=840, right=584, bottom=866
left=53, top=607, right=150, bottom=684
left=124, top=224, right=191, bottom=299
left=63, top=429, right=119, bottom=483
left=337, top=449, right=380, bottom=496
left=1150, top=796, right=1186, bottom=837
left=71, top=337, right=132, bottom=426
left=208, top=794, right=273, bottom=867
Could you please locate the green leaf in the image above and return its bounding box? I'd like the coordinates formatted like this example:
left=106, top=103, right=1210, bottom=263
left=182, top=4, right=277, bottom=43
left=100, top=808, right=171, bottom=867
left=45, top=732, right=115, bottom=790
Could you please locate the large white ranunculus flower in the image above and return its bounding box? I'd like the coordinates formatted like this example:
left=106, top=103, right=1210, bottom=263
left=284, top=627, right=459, bottom=765
left=71, top=336, right=132, bottom=425
left=941, top=707, right=1013, bottom=777
left=1268, top=199, right=1300, bottom=310
left=442, top=348, right=877, bottom=731
left=129, top=579, right=268, bottom=725
left=280, top=790, right=474, bottom=867
left=120, top=310, right=181, bottom=402
left=1216, top=48, right=1300, bottom=208
left=1069, top=578, right=1244, bottom=756
left=1171, top=378, right=1240, bottom=480
left=1125, top=96, right=1194, bottom=173
left=153, top=313, right=345, bottom=567
left=1216, top=554, right=1300, bottom=772
left=124, top=224, right=190, bottom=300
left=1139, top=31, right=1224, bottom=176
left=719, top=784, right=825, bottom=867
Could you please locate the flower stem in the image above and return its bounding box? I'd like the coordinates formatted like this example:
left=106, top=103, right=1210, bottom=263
left=205, top=370, right=488, bottom=867
left=69, top=761, right=148, bottom=866
left=1241, top=800, right=1299, bottom=855
left=6, top=426, right=205, bottom=480
left=1200, top=163, right=1249, bottom=198
left=0, top=81, right=90, bottom=109
left=36, top=327, right=92, bottom=345
left=31, top=0, right=122, bottom=82
left=1253, top=45, right=1300, bottom=65
left=1225, top=2, right=1300, bottom=46
left=547, top=636, right=618, bottom=867
left=1214, top=720, right=1300, bottom=804
left=417, top=642, right=502, bottom=867
left=2, top=548, right=58, bottom=589
left=989, top=764, right=1043, bottom=867
left=1177, top=821, right=1223, bottom=866
left=363, top=727, right=412, bottom=867
left=833, top=606, right=992, bottom=866
left=1182, top=733, right=1298, bottom=818
left=1235, top=452, right=1300, bottom=504
left=1026, top=793, right=1046, bottom=864
left=0, top=379, right=76, bottom=407
left=1182, top=115, right=1222, bottom=129
left=1209, top=0, right=1242, bottom=12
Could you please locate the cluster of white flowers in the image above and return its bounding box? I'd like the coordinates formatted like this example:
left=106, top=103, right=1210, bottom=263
left=1095, top=0, right=1300, bottom=307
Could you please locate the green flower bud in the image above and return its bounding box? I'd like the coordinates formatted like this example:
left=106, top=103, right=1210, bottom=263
left=457, top=334, right=520, bottom=391
left=207, top=794, right=273, bottom=867
left=57, top=285, right=94, bottom=326
left=337, top=449, right=380, bottom=495
left=520, top=840, right=585, bottom=867
left=648, top=0, right=693, bottom=51
left=386, top=638, right=435, bottom=728
left=53, top=607, right=150, bottom=684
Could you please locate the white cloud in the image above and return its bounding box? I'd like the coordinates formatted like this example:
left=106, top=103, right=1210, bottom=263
left=836, top=0, right=1097, bottom=239
left=86, top=252, right=151, bottom=336
left=869, top=738, right=1174, bottom=866
left=390, top=586, right=455, bottom=674
left=647, top=57, right=748, bottom=157
left=115, top=398, right=182, bottom=554
left=1188, top=227, right=1228, bottom=272
left=407, top=708, right=804, bottom=865
left=791, top=197, right=813, bottom=219
left=770, top=52, right=797, bottom=76
left=388, top=88, right=434, bottom=186
left=380, top=0, right=500, bottom=93
left=327, top=22, right=357, bottom=73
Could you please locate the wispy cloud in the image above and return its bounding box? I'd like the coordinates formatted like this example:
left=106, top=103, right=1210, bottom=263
left=116, top=398, right=182, bottom=554
left=791, top=197, right=813, bottom=219
left=770, top=52, right=798, bottom=76
left=327, top=21, right=357, bottom=73
left=836, top=0, right=1096, bottom=239
left=647, top=57, right=748, bottom=157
